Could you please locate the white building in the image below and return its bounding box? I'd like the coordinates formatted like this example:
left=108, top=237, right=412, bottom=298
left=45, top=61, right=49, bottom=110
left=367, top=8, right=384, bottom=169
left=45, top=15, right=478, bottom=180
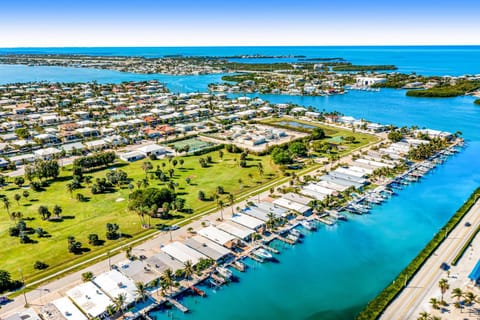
left=93, top=270, right=137, bottom=305
left=161, top=241, right=207, bottom=265
left=136, top=144, right=166, bottom=157
left=66, top=282, right=113, bottom=319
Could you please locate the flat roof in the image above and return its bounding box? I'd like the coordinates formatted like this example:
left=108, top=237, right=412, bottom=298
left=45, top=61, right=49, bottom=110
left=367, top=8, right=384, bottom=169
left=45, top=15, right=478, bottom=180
left=66, top=282, right=112, bottom=318
left=217, top=221, right=254, bottom=240
left=299, top=188, right=326, bottom=201
left=198, top=226, right=237, bottom=246
left=334, top=167, right=366, bottom=178
left=5, top=309, right=41, bottom=320
left=93, top=270, right=137, bottom=305
left=51, top=297, right=88, bottom=320
left=229, top=213, right=265, bottom=230
left=161, top=241, right=207, bottom=265
left=281, top=192, right=313, bottom=206
left=147, top=251, right=184, bottom=272
left=303, top=183, right=335, bottom=195
left=273, top=197, right=311, bottom=214
left=118, top=260, right=160, bottom=284
left=184, top=235, right=232, bottom=261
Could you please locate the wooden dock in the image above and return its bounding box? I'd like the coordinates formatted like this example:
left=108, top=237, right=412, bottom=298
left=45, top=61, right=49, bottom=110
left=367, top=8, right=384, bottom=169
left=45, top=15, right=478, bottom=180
left=260, top=243, right=279, bottom=254
left=166, top=297, right=189, bottom=313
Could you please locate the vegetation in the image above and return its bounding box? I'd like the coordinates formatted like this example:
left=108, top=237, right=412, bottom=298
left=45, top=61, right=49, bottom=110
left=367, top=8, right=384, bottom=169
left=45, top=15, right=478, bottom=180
left=356, top=187, right=480, bottom=320
left=451, top=222, right=480, bottom=266
left=0, top=269, right=22, bottom=293
left=331, top=64, right=397, bottom=71
left=0, top=148, right=280, bottom=281
left=474, top=98, right=480, bottom=105
left=406, top=79, right=480, bottom=98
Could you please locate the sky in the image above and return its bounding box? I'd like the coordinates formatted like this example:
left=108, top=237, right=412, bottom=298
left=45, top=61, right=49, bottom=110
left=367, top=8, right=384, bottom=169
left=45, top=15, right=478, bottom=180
left=1, top=0, right=479, bottom=47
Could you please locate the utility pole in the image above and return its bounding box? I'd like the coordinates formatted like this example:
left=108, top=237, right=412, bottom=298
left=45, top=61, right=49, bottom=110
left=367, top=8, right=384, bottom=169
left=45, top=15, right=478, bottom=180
left=19, top=268, right=28, bottom=307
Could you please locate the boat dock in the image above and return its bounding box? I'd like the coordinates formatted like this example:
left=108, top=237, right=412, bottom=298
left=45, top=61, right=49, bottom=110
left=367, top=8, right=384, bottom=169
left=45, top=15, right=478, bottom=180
left=315, top=216, right=335, bottom=226
left=166, top=297, right=189, bottom=313
left=260, top=243, right=280, bottom=254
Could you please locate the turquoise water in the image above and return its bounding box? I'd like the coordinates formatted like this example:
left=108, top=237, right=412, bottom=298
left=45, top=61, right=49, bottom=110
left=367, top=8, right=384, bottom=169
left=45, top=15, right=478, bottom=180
left=1, top=48, right=480, bottom=318
left=0, top=64, right=225, bottom=93
left=2, top=46, right=480, bottom=75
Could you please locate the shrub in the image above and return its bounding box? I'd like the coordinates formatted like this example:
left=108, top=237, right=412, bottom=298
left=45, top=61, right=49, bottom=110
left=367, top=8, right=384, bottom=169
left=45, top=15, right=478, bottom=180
left=33, top=261, right=48, bottom=270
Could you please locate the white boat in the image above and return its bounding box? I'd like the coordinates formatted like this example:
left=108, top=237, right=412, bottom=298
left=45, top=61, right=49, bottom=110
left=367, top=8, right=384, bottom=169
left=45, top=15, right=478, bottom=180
left=301, top=220, right=316, bottom=231
left=286, top=233, right=299, bottom=243
left=290, top=228, right=301, bottom=237
left=254, top=248, right=273, bottom=260
left=216, top=266, right=233, bottom=279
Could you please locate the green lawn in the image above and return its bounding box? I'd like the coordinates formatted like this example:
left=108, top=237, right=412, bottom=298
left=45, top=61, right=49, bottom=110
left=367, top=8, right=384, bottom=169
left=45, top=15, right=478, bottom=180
left=260, top=117, right=379, bottom=156
left=0, top=150, right=279, bottom=282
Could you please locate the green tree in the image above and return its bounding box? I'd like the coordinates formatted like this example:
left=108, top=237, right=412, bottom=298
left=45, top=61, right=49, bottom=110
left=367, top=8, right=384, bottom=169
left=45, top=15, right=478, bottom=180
left=438, top=278, right=449, bottom=302
left=14, top=194, right=21, bottom=206
left=135, top=281, right=148, bottom=302
left=183, top=260, right=194, bottom=285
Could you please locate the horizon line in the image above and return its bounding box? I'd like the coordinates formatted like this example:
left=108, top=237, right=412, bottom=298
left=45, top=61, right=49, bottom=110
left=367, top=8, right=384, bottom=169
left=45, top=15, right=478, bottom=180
left=1, top=44, right=480, bottom=49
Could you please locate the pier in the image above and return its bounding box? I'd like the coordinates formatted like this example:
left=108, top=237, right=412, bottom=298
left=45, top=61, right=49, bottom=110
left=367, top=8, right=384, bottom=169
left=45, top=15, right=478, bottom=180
left=166, top=297, right=189, bottom=313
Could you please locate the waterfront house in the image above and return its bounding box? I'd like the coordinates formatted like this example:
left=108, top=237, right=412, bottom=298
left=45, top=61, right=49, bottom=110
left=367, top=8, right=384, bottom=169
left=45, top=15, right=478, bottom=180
left=93, top=270, right=138, bottom=306
left=197, top=226, right=239, bottom=248
left=184, top=235, right=232, bottom=263
left=161, top=241, right=207, bottom=266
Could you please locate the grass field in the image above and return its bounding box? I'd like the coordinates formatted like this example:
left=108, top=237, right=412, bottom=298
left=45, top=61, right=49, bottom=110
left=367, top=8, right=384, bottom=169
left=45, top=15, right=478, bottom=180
left=260, top=117, right=379, bottom=156
left=0, top=149, right=279, bottom=282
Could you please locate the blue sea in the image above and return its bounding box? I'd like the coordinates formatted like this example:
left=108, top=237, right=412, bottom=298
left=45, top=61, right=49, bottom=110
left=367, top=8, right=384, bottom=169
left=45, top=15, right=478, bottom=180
left=1, top=46, right=480, bottom=319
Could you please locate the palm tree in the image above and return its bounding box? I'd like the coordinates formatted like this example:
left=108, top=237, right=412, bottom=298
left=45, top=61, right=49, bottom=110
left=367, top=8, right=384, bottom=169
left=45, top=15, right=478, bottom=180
left=430, top=297, right=440, bottom=310
left=183, top=260, right=194, bottom=285
left=162, top=268, right=174, bottom=294
left=14, top=194, right=21, bottom=206
left=217, top=199, right=224, bottom=220
left=438, top=278, right=449, bottom=302
left=2, top=197, right=11, bottom=217
left=134, top=281, right=147, bottom=302
left=238, top=178, right=243, bottom=190
left=464, top=291, right=477, bottom=305
left=266, top=212, right=276, bottom=231
left=141, top=161, right=153, bottom=178
left=227, top=194, right=234, bottom=215
left=113, top=293, right=127, bottom=315
left=417, top=311, right=430, bottom=320
left=66, top=183, right=74, bottom=198
left=451, top=287, right=463, bottom=303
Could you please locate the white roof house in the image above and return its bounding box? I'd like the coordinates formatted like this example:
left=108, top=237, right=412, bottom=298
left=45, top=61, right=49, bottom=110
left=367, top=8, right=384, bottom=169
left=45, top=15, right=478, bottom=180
left=217, top=221, right=254, bottom=240
left=273, top=197, right=311, bottom=215
left=66, top=282, right=113, bottom=318
left=136, top=144, right=166, bottom=157
left=50, top=297, right=88, bottom=320
left=93, top=270, right=137, bottom=305
left=229, top=213, right=265, bottom=231
left=5, top=308, right=41, bottom=320
left=334, top=167, right=367, bottom=178
left=161, top=241, right=207, bottom=265
left=118, top=151, right=145, bottom=162
left=33, top=147, right=61, bottom=160
left=184, top=235, right=232, bottom=262
left=198, top=226, right=238, bottom=247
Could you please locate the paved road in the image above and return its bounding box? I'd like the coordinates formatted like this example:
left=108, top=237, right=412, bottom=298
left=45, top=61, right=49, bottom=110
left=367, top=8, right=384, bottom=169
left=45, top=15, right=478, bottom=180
left=0, top=135, right=384, bottom=317
left=380, top=199, right=480, bottom=319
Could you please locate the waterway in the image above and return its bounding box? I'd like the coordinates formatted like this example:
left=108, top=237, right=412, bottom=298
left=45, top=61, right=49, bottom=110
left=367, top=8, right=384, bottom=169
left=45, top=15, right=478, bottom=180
left=0, top=49, right=479, bottom=319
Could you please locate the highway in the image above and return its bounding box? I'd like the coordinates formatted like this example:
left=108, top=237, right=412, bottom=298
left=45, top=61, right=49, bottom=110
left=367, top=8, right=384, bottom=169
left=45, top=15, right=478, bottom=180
left=381, top=199, right=480, bottom=319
